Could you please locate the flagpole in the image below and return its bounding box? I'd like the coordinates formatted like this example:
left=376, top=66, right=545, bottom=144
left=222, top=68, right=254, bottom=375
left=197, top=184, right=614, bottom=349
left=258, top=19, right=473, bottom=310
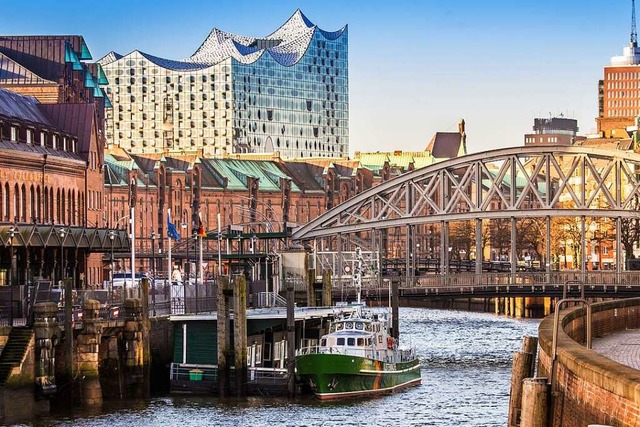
left=130, top=204, right=135, bottom=298
left=168, top=209, right=172, bottom=284
left=217, top=213, right=222, bottom=276
left=199, top=213, right=204, bottom=286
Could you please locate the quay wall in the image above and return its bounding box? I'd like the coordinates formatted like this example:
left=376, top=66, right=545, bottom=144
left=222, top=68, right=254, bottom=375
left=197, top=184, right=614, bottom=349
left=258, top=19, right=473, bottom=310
left=537, top=297, right=640, bottom=426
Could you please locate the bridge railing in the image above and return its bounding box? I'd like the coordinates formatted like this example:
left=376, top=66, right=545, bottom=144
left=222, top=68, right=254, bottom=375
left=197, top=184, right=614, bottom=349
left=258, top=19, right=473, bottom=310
left=366, top=271, right=640, bottom=290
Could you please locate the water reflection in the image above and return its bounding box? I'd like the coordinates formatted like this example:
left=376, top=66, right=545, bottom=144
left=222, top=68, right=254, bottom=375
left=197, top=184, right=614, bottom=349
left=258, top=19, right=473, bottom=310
left=28, top=308, right=540, bottom=427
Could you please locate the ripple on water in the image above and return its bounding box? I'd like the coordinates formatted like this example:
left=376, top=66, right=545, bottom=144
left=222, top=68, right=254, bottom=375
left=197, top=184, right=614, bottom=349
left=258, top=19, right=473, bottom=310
left=27, top=307, right=540, bottom=427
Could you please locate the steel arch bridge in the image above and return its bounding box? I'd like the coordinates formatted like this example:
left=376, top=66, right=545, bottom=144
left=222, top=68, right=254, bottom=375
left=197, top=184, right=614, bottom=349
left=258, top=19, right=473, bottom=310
left=292, top=145, right=640, bottom=289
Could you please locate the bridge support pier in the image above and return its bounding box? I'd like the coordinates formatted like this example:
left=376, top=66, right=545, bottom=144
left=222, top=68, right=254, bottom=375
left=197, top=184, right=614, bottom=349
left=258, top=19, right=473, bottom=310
left=121, top=299, right=148, bottom=398
left=34, top=302, right=59, bottom=398
left=76, top=300, right=103, bottom=407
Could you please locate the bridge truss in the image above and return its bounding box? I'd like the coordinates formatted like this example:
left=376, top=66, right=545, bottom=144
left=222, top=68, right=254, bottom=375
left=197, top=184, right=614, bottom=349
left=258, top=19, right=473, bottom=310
left=294, top=146, right=640, bottom=287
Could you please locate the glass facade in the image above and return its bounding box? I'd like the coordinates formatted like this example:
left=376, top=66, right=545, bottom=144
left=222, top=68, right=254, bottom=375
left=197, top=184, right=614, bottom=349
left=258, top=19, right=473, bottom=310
left=99, top=11, right=348, bottom=158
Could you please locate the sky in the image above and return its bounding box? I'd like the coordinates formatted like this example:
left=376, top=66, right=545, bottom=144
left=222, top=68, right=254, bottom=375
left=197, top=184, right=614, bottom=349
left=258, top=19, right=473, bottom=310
left=0, top=0, right=635, bottom=156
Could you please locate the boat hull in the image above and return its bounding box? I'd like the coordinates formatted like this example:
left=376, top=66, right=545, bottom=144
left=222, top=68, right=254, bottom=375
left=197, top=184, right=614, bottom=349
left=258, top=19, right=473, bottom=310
left=296, top=353, right=421, bottom=400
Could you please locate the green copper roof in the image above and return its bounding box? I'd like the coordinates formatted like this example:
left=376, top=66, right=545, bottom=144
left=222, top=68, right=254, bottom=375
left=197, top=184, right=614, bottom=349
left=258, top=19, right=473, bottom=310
left=79, top=39, right=92, bottom=60
left=96, top=64, right=109, bottom=85
left=84, top=70, right=96, bottom=88
left=64, top=41, right=83, bottom=71
left=356, top=151, right=435, bottom=172
left=205, top=159, right=300, bottom=192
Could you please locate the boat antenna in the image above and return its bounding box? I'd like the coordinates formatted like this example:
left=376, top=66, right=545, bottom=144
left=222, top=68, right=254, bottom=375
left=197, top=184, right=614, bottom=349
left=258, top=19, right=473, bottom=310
left=354, top=246, right=362, bottom=304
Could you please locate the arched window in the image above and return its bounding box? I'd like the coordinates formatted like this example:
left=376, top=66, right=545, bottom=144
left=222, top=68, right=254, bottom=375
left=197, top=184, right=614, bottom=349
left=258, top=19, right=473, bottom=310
left=59, top=188, right=64, bottom=224
left=4, top=183, right=9, bottom=222
left=36, top=186, right=41, bottom=222
left=43, top=186, right=49, bottom=223
left=68, top=189, right=74, bottom=225
left=13, top=184, right=19, bottom=222
left=30, top=185, right=36, bottom=222
left=49, top=187, right=54, bottom=223
left=20, top=184, right=26, bottom=221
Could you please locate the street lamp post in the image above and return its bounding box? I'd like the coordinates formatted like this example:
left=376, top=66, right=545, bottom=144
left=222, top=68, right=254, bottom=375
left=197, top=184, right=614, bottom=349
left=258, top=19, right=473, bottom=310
left=7, top=225, right=16, bottom=324
left=59, top=228, right=67, bottom=285
left=8, top=225, right=16, bottom=287
left=150, top=230, right=157, bottom=317
left=108, top=230, right=115, bottom=303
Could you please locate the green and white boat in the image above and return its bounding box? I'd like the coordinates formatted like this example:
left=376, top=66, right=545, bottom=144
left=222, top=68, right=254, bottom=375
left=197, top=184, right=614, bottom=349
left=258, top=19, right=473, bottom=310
left=295, top=305, right=421, bottom=400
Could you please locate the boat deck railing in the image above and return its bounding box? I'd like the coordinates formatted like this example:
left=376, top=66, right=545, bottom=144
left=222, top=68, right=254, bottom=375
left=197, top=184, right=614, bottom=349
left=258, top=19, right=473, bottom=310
left=169, top=363, right=288, bottom=383
left=296, top=345, right=417, bottom=363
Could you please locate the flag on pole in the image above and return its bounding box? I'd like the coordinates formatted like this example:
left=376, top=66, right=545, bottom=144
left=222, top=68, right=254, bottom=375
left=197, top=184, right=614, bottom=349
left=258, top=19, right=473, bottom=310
left=167, top=211, right=181, bottom=240
left=197, top=212, right=207, bottom=237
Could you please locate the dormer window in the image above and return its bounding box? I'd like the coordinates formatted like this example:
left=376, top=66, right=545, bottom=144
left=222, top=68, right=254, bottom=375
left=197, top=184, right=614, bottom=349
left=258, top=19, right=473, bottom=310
left=52, top=134, right=57, bottom=150
left=10, top=127, right=16, bottom=142
left=26, top=129, right=32, bottom=145
left=62, top=137, right=68, bottom=151
left=40, top=132, right=46, bottom=147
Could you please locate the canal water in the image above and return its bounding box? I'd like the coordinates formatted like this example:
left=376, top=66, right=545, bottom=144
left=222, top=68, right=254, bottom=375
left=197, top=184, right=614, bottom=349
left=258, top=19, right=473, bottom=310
left=26, top=307, right=540, bottom=427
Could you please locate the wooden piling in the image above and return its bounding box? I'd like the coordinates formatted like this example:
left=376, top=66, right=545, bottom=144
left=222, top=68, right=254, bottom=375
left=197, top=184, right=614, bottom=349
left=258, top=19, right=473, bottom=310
left=286, top=278, right=296, bottom=396
left=322, top=269, right=332, bottom=307
left=508, top=351, right=534, bottom=427
left=307, top=268, right=316, bottom=307
left=233, top=274, right=248, bottom=396
left=522, top=336, right=538, bottom=378
left=216, top=275, right=232, bottom=397
left=520, top=378, right=549, bottom=427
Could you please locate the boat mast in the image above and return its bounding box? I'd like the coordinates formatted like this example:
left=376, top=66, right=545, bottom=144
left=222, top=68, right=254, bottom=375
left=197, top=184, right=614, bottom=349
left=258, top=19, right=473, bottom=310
left=355, top=246, right=363, bottom=304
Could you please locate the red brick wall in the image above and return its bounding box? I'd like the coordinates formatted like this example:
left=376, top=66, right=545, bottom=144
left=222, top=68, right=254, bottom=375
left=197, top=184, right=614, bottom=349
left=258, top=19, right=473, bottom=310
left=538, top=298, right=640, bottom=427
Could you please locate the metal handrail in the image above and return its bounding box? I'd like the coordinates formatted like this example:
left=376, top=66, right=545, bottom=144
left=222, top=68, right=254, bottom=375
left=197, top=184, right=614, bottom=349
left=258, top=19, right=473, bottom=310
left=549, top=298, right=592, bottom=387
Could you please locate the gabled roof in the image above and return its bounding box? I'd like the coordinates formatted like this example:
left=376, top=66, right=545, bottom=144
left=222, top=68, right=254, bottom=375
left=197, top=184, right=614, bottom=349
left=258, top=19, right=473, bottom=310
left=0, top=52, right=57, bottom=86
left=426, top=132, right=463, bottom=159
left=0, top=87, right=51, bottom=124
left=354, top=151, right=435, bottom=172
left=38, top=103, right=96, bottom=157
left=0, top=35, right=91, bottom=83
left=577, top=137, right=633, bottom=151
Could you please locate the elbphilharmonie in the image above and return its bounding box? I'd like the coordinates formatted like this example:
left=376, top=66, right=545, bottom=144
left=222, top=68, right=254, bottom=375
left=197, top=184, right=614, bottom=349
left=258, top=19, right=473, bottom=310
left=98, top=10, right=348, bottom=158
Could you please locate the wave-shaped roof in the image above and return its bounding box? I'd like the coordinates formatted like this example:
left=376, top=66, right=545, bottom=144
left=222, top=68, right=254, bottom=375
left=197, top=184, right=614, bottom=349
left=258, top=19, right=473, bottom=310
left=98, top=10, right=346, bottom=70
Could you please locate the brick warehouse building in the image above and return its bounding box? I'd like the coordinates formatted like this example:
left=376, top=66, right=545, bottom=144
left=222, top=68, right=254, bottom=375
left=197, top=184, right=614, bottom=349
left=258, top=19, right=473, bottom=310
left=102, top=149, right=376, bottom=279
left=0, top=36, right=126, bottom=300
left=0, top=32, right=465, bottom=292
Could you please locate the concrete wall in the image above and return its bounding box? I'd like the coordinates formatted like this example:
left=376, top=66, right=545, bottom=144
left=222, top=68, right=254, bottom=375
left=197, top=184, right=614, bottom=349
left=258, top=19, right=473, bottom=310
left=538, top=298, right=640, bottom=426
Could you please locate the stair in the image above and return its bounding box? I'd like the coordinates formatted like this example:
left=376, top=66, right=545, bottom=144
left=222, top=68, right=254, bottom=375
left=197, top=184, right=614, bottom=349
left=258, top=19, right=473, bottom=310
left=0, top=327, right=33, bottom=385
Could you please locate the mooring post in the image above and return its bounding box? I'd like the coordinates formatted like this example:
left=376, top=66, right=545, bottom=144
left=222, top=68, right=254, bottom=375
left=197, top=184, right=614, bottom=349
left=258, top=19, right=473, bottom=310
left=233, top=274, right=247, bottom=396
left=322, top=269, right=332, bottom=307
left=391, top=279, right=399, bottom=339
left=508, top=351, right=534, bottom=427
left=216, top=275, right=232, bottom=397
left=307, top=267, right=316, bottom=307
left=522, top=336, right=538, bottom=378
left=286, top=278, right=296, bottom=396
left=520, top=377, right=549, bottom=427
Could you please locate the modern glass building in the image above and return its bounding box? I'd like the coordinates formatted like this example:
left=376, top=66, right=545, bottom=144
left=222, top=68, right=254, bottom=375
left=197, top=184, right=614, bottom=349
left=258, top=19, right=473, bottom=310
left=98, top=10, right=348, bottom=158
